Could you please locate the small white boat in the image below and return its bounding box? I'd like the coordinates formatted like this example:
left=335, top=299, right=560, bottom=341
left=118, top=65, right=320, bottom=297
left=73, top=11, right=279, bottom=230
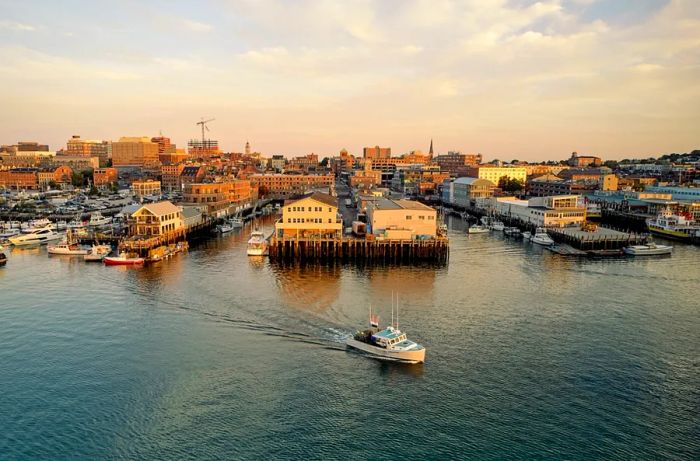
left=231, top=217, right=244, bottom=228
left=490, top=221, right=505, bottom=231
left=467, top=224, right=490, bottom=234
left=24, top=218, right=53, bottom=232
left=88, top=212, right=112, bottom=228
left=84, top=244, right=112, bottom=262
left=247, top=230, right=269, bottom=256
left=504, top=227, right=521, bottom=237
left=531, top=228, right=554, bottom=246
left=346, top=295, right=425, bottom=364
left=217, top=222, right=235, bottom=234
left=9, top=227, right=63, bottom=246
left=522, top=231, right=532, bottom=240
left=623, top=243, right=673, bottom=256
left=48, top=229, right=89, bottom=255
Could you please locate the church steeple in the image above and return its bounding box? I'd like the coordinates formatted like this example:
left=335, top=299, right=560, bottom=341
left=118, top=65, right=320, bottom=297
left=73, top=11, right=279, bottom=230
left=429, top=138, right=434, bottom=156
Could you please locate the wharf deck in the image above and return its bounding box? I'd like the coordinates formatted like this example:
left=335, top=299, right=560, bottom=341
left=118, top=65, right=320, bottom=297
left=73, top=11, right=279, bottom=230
left=269, top=236, right=449, bottom=264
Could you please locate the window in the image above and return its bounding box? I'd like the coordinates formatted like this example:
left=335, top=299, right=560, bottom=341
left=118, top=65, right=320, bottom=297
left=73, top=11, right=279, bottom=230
left=406, top=215, right=412, bottom=220
left=419, top=215, right=425, bottom=220
left=287, top=207, right=291, bottom=212
left=288, top=218, right=291, bottom=223
left=328, top=219, right=332, bottom=223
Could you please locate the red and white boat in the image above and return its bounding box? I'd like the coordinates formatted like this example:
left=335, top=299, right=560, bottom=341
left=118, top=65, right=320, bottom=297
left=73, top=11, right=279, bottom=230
left=104, top=252, right=145, bottom=266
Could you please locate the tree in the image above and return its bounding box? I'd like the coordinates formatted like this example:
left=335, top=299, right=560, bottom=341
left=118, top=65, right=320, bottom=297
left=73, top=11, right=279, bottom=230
left=498, top=176, right=524, bottom=193
left=320, top=157, right=329, bottom=167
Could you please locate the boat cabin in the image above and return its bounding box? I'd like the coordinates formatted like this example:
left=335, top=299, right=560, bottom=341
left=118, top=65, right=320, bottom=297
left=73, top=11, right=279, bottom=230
left=371, top=327, right=408, bottom=349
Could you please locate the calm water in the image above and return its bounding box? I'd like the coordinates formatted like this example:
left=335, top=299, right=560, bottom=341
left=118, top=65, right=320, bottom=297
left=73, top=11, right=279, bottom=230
left=1, top=216, right=698, bottom=460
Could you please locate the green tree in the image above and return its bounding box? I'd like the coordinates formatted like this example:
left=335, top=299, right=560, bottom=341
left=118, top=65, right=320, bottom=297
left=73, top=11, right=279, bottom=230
left=498, top=176, right=524, bottom=193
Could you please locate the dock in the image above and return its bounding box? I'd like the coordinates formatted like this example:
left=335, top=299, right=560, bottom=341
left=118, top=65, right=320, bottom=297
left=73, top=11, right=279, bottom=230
left=547, top=226, right=646, bottom=253
left=269, top=236, right=449, bottom=264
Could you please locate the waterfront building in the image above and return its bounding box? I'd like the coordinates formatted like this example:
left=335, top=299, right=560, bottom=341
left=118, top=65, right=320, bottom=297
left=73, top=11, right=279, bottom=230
left=363, top=146, right=391, bottom=160
left=183, top=180, right=257, bottom=216
left=434, top=151, right=482, bottom=176
left=464, top=165, right=527, bottom=185
left=66, top=135, right=110, bottom=166
left=490, top=195, right=586, bottom=227
left=132, top=179, right=162, bottom=200
left=37, top=166, right=73, bottom=188
left=251, top=173, right=334, bottom=198
left=274, top=192, right=342, bottom=238
left=0, top=168, right=40, bottom=189
left=451, top=177, right=496, bottom=207
left=567, top=151, right=602, bottom=167
left=112, top=137, right=159, bottom=168
left=366, top=198, right=437, bottom=239
left=94, top=168, right=118, bottom=189
left=129, top=201, right=183, bottom=237
left=645, top=186, right=700, bottom=202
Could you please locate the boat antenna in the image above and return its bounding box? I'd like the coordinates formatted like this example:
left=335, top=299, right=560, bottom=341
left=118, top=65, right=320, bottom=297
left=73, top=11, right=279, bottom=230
left=391, top=291, right=394, bottom=328
left=396, top=293, right=399, bottom=330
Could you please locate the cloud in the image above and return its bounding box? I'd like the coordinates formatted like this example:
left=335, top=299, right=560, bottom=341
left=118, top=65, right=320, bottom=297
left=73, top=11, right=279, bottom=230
left=181, top=19, right=213, bottom=32
left=0, top=20, right=36, bottom=31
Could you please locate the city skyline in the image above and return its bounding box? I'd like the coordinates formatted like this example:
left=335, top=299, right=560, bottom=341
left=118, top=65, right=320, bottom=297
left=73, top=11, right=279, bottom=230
left=1, top=0, right=698, bottom=160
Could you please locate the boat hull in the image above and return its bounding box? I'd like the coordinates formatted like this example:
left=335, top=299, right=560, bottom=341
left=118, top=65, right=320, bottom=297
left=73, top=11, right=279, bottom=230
left=647, top=226, right=693, bottom=240
left=346, top=338, right=425, bottom=364
left=247, top=247, right=268, bottom=256
left=104, top=257, right=144, bottom=266
left=623, top=246, right=673, bottom=256
left=48, top=246, right=89, bottom=255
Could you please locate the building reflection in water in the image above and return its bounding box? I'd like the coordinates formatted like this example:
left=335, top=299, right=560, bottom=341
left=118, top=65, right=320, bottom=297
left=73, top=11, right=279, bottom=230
left=272, top=263, right=342, bottom=312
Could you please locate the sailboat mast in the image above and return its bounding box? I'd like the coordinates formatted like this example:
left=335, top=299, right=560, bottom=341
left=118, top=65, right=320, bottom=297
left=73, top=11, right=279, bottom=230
left=391, top=291, right=394, bottom=328
left=396, top=293, right=399, bottom=330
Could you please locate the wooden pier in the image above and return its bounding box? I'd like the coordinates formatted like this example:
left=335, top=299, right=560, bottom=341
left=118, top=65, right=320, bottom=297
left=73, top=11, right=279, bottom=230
left=269, top=236, right=449, bottom=265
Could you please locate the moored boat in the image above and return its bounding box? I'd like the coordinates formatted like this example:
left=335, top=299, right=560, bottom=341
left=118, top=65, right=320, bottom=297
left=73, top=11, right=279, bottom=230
left=531, top=228, right=554, bottom=246
left=522, top=231, right=532, bottom=240
left=9, top=227, right=63, bottom=246
left=623, top=243, right=673, bottom=256
left=104, top=252, right=145, bottom=266
left=646, top=209, right=700, bottom=240
left=467, top=224, right=490, bottom=234
left=48, top=229, right=90, bottom=255
left=247, top=229, right=269, bottom=256
left=490, top=221, right=505, bottom=231
left=0, top=252, right=6, bottom=267
left=88, top=212, right=112, bottom=228
left=84, top=244, right=112, bottom=262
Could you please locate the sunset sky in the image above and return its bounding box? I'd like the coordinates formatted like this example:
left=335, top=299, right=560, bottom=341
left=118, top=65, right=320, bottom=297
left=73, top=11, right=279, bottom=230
left=1, top=0, right=698, bottom=161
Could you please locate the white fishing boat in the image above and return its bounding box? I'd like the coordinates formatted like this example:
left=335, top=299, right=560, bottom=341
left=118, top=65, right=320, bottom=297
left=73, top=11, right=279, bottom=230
left=48, top=230, right=90, bottom=255
left=531, top=228, right=554, bottom=246
left=88, top=212, right=112, bottom=228
left=490, top=221, right=505, bottom=231
left=9, top=227, right=63, bottom=246
left=522, top=231, right=532, bottom=240
left=246, top=229, right=269, bottom=256
left=231, top=217, right=244, bottom=228
left=84, top=244, right=112, bottom=262
left=467, top=224, right=490, bottom=234
left=346, top=294, right=426, bottom=364
left=623, top=243, right=673, bottom=256
left=217, top=221, right=235, bottom=234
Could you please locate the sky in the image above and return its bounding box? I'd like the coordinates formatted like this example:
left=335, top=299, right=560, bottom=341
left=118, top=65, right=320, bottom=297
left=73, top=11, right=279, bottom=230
left=0, top=0, right=698, bottom=161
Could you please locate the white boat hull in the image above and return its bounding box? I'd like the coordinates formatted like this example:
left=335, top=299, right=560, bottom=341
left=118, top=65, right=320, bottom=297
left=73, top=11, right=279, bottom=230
left=346, top=338, right=425, bottom=364
left=623, top=245, right=673, bottom=256
left=247, top=247, right=268, bottom=256
left=532, top=236, right=554, bottom=246
left=48, top=246, right=89, bottom=255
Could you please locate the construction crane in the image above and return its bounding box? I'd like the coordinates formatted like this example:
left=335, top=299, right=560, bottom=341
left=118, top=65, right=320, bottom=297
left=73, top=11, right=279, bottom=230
left=196, top=117, right=215, bottom=149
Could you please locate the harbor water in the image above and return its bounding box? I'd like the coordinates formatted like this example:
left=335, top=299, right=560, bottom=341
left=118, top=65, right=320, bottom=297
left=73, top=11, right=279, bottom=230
left=1, top=216, right=698, bottom=460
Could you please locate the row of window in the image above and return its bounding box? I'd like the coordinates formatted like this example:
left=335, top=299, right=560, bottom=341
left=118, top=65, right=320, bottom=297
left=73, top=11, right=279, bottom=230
left=287, top=218, right=333, bottom=224
left=288, top=206, right=333, bottom=212
left=405, top=215, right=435, bottom=220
